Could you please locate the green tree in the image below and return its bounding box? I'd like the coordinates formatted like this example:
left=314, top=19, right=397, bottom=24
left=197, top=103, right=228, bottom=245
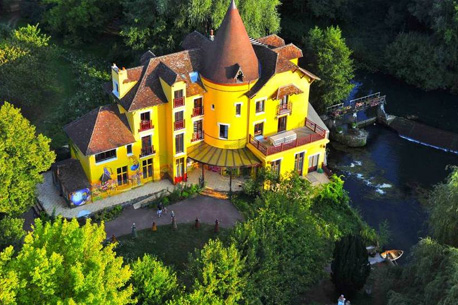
left=331, top=234, right=370, bottom=296
left=0, top=24, right=59, bottom=107
left=0, top=217, right=134, bottom=304
left=0, top=102, right=55, bottom=215
left=306, top=26, right=355, bottom=113
left=130, top=254, right=179, bottom=305
left=0, top=217, right=25, bottom=251
left=232, top=194, right=330, bottom=304
left=41, top=0, right=121, bottom=44
left=178, top=239, right=246, bottom=304
left=428, top=166, right=458, bottom=247
left=385, top=32, right=455, bottom=91
left=121, top=0, right=281, bottom=55
left=379, top=238, right=458, bottom=305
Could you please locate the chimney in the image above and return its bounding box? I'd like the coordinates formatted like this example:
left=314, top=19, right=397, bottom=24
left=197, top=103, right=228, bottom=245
left=111, top=63, right=119, bottom=72
left=209, top=29, right=214, bottom=41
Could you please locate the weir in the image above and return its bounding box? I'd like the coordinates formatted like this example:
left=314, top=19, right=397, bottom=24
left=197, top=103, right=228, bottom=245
left=387, top=117, right=458, bottom=155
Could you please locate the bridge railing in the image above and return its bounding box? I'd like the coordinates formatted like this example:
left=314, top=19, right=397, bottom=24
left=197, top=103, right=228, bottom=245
left=326, top=92, right=386, bottom=118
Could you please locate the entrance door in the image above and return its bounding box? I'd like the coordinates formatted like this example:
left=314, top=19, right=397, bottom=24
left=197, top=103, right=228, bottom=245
left=308, top=154, right=320, bottom=172
left=278, top=116, right=287, bottom=133
left=175, top=158, right=185, bottom=183
left=294, top=152, right=304, bottom=176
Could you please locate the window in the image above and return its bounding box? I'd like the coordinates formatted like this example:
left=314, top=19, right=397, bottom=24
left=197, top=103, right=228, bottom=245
left=280, top=95, right=289, bottom=106
left=235, top=103, right=242, bottom=116
left=193, top=120, right=203, bottom=141
left=255, top=99, right=265, bottom=113
left=211, top=104, right=215, bottom=110
left=294, top=152, right=304, bottom=176
left=142, top=158, right=153, bottom=179
left=176, top=133, right=184, bottom=154
left=174, top=89, right=183, bottom=98
left=141, top=135, right=153, bottom=157
left=219, top=124, right=229, bottom=139
left=236, top=71, right=244, bottom=82
left=95, top=149, right=116, bottom=163
left=193, top=97, right=203, bottom=116
left=117, top=166, right=128, bottom=185
left=271, top=159, right=281, bottom=176
left=176, top=158, right=184, bottom=177
left=126, top=144, right=132, bottom=155
left=278, top=116, right=287, bottom=132
left=254, top=122, right=264, bottom=136
left=175, top=111, right=184, bottom=121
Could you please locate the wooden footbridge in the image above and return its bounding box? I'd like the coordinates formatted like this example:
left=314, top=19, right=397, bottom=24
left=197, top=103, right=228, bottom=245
left=326, top=92, right=386, bottom=119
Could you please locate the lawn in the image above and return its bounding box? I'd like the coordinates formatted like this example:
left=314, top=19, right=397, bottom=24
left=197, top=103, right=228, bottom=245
left=115, top=223, right=230, bottom=271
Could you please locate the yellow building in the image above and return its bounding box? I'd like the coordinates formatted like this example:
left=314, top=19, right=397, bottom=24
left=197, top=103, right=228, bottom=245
left=58, top=0, right=329, bottom=206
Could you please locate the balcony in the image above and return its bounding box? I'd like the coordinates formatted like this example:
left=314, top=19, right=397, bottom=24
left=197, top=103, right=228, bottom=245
left=249, top=118, right=326, bottom=156
left=174, top=119, right=185, bottom=131
left=191, top=131, right=204, bottom=142
left=138, top=120, right=153, bottom=132
left=173, top=97, right=184, bottom=108
left=140, top=145, right=155, bottom=157
left=192, top=107, right=203, bottom=117
left=277, top=103, right=292, bottom=116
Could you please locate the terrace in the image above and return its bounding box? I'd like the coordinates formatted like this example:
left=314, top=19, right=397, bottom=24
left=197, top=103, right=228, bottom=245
left=249, top=118, right=327, bottom=156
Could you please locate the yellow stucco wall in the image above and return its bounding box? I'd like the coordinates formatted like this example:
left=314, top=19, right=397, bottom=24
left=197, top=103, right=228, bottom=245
left=68, top=53, right=327, bottom=199
left=200, top=77, right=256, bottom=149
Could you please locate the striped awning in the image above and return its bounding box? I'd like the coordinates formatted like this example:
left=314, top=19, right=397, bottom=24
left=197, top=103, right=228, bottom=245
left=188, top=142, right=261, bottom=167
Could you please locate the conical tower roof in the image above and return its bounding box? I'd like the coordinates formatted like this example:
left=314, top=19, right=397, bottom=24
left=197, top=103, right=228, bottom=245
left=202, top=0, right=259, bottom=84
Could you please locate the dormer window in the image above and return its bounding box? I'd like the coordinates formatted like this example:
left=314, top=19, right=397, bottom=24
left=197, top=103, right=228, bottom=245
left=236, top=70, right=244, bottom=82
left=112, top=80, right=119, bottom=97
left=234, top=65, right=244, bottom=83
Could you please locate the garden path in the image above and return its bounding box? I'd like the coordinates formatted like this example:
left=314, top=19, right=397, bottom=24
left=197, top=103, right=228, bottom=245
left=104, top=195, right=243, bottom=238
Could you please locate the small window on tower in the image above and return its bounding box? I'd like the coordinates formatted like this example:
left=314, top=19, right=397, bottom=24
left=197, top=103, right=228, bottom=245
left=236, top=71, right=244, bottom=82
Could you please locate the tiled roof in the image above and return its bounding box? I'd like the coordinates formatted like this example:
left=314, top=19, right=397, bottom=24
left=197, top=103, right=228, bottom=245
left=201, top=0, right=259, bottom=84
left=255, top=34, right=286, bottom=48
left=113, top=49, right=206, bottom=111
left=124, top=66, right=143, bottom=84
left=182, top=31, right=211, bottom=50
left=53, top=159, right=90, bottom=193
left=272, top=44, right=303, bottom=60
left=273, top=84, right=304, bottom=100
left=64, top=104, right=135, bottom=156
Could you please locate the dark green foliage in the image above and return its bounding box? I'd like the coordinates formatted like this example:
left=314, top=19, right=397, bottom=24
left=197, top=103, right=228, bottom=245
left=380, top=238, right=458, bottom=304
left=92, top=204, right=124, bottom=223
left=41, top=0, right=121, bottom=44
left=385, top=32, right=456, bottom=91
left=0, top=217, right=24, bottom=251
left=306, top=26, right=355, bottom=112
left=428, top=166, right=458, bottom=247
left=331, top=234, right=370, bottom=297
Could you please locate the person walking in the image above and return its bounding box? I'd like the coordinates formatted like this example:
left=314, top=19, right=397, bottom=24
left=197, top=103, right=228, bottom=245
left=170, top=210, right=175, bottom=220
left=157, top=202, right=163, bottom=218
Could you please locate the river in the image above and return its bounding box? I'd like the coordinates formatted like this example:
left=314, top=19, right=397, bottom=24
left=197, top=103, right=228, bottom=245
left=328, top=72, right=458, bottom=258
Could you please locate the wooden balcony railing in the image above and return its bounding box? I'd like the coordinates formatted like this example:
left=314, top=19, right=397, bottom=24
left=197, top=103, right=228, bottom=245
left=174, top=119, right=185, bottom=131
left=138, top=120, right=153, bottom=132
left=277, top=103, right=292, bottom=115
left=140, top=145, right=155, bottom=157
left=249, top=118, right=326, bottom=156
left=192, top=107, right=203, bottom=117
left=191, top=131, right=204, bottom=142
left=173, top=97, right=184, bottom=108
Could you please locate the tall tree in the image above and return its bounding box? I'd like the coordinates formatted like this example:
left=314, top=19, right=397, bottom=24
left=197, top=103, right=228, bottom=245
left=177, top=239, right=246, bottom=304
left=306, top=26, right=355, bottom=113
left=121, top=0, right=281, bottom=55
left=331, top=234, right=370, bottom=297
left=231, top=192, right=330, bottom=304
left=0, top=218, right=134, bottom=304
left=428, top=166, right=458, bottom=247
left=41, top=0, right=121, bottom=44
left=130, top=254, right=179, bottom=305
left=0, top=24, right=59, bottom=107
left=0, top=102, right=55, bottom=216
